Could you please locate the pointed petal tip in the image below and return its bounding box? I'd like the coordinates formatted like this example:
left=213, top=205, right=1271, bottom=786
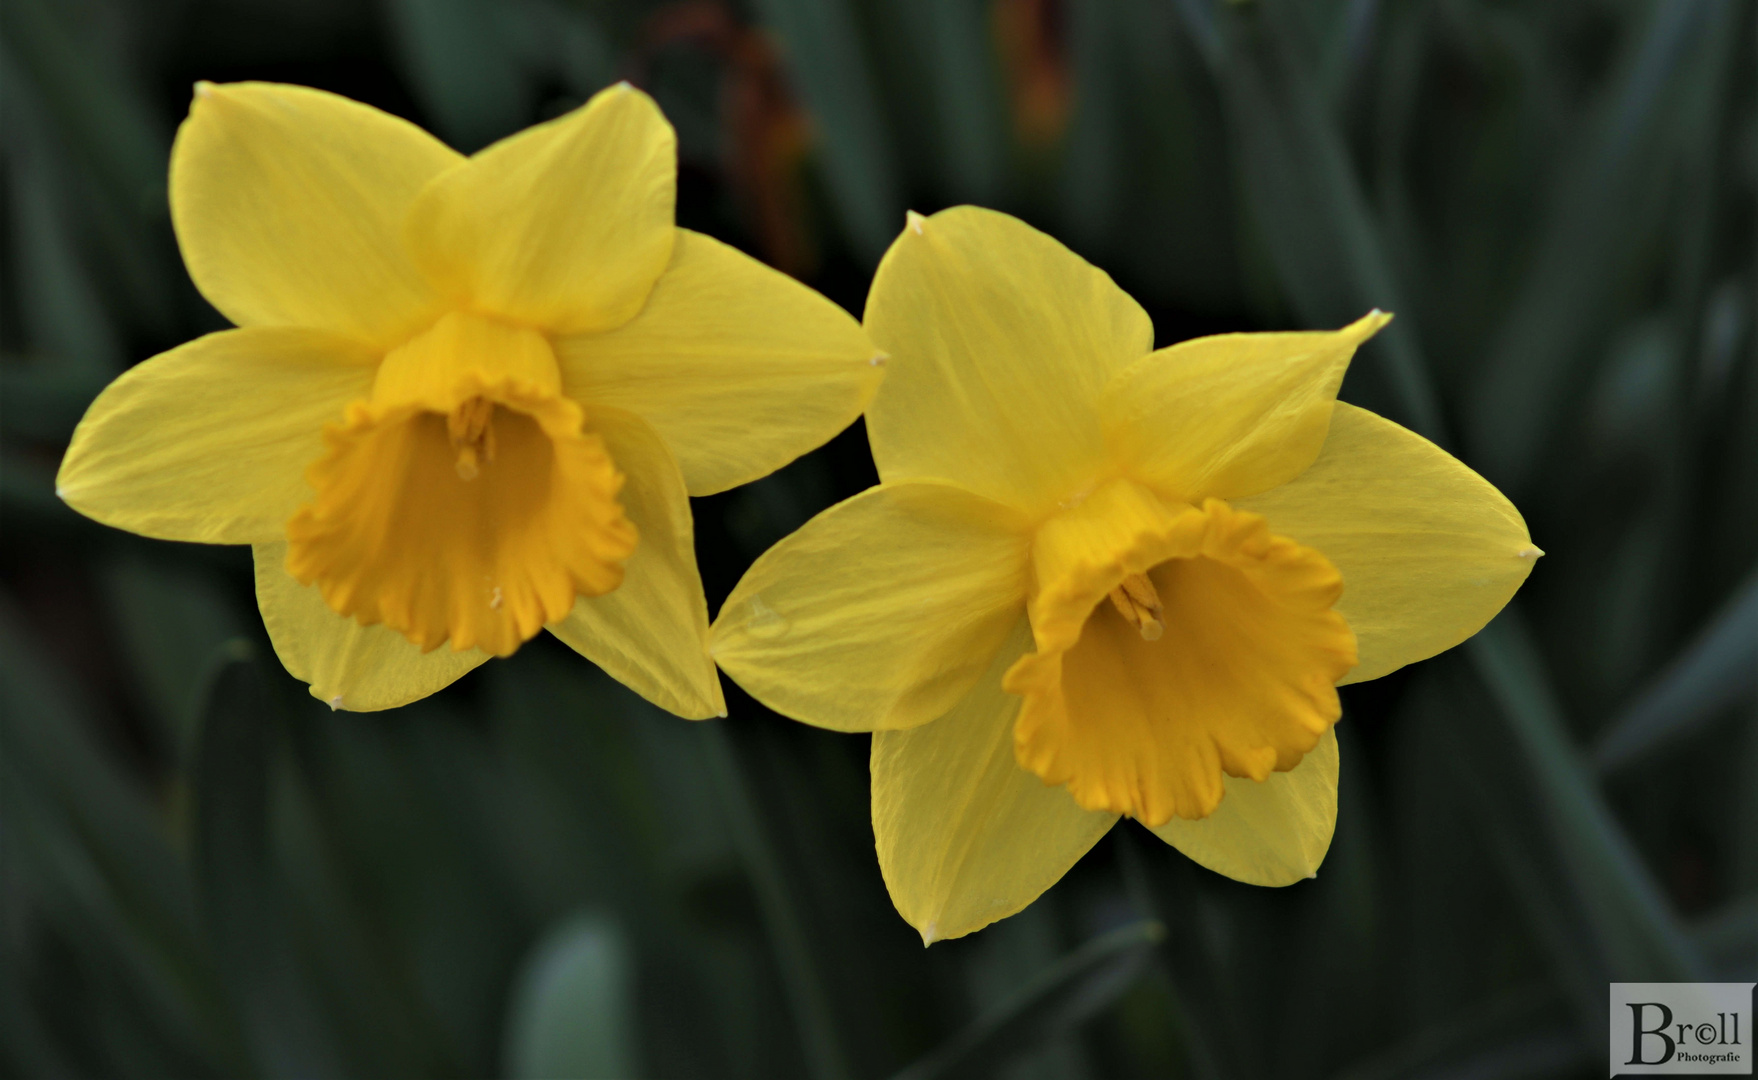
left=1345, top=309, right=1394, bottom=341
left=905, top=210, right=926, bottom=235
left=870, top=351, right=889, bottom=367
left=327, top=695, right=344, bottom=711
left=919, top=922, right=938, bottom=947
left=193, top=80, right=216, bottom=100
left=1517, top=545, right=1544, bottom=560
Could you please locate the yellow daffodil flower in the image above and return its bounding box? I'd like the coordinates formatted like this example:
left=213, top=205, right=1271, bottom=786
left=711, top=207, right=1539, bottom=942
left=57, top=82, right=879, bottom=715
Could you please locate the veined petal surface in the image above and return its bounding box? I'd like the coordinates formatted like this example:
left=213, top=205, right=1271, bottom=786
left=255, top=542, right=490, bottom=711
left=57, top=328, right=376, bottom=545
left=873, top=619, right=1118, bottom=943
left=712, top=480, right=1032, bottom=732
left=1102, top=312, right=1390, bottom=502
left=864, top=207, right=1153, bottom=516
left=171, top=82, right=460, bottom=348
left=558, top=229, right=881, bottom=496
left=1237, top=404, right=1539, bottom=684
left=406, top=84, right=676, bottom=335
left=1149, top=727, right=1338, bottom=886
left=548, top=406, right=724, bottom=720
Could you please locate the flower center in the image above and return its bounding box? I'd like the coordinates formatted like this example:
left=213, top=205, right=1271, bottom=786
left=1004, top=478, right=1357, bottom=826
left=285, top=312, right=637, bottom=656
left=448, top=395, right=497, bottom=480
left=1107, top=573, right=1164, bottom=641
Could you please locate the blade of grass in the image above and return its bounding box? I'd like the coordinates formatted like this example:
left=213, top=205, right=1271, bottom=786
left=698, top=719, right=852, bottom=1080
left=1592, top=564, right=1758, bottom=773
left=888, top=919, right=1164, bottom=1080
left=748, top=0, right=903, bottom=263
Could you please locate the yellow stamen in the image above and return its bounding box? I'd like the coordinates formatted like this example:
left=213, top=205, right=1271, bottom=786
left=448, top=396, right=497, bottom=480
left=1108, top=572, right=1164, bottom=641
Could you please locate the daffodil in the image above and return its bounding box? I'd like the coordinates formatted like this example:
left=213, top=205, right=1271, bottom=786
left=711, top=207, right=1538, bottom=942
left=57, top=81, right=879, bottom=715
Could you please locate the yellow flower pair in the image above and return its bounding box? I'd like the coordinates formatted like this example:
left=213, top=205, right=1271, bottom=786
left=58, top=83, right=1538, bottom=941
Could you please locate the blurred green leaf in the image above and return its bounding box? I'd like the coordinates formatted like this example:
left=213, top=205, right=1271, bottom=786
left=2, top=129, right=124, bottom=374
left=1330, top=984, right=1574, bottom=1080
left=1592, top=564, right=1758, bottom=773
left=385, top=0, right=532, bottom=152
left=501, top=0, right=616, bottom=102
left=191, top=642, right=345, bottom=1079
left=0, top=0, right=167, bottom=217
left=888, top=919, right=1164, bottom=1080
left=0, top=452, right=79, bottom=531
left=750, top=0, right=904, bottom=263
left=1464, top=0, right=1737, bottom=491
left=1059, top=0, right=1127, bottom=253
left=103, top=553, right=246, bottom=764
left=892, top=0, right=1006, bottom=204
left=0, top=594, right=242, bottom=1076
left=1467, top=616, right=1707, bottom=984
left=700, top=718, right=853, bottom=1080
left=1198, top=0, right=1445, bottom=440
left=1693, top=895, right=1757, bottom=979
left=503, top=912, right=640, bottom=1080
left=0, top=365, right=108, bottom=443
left=1413, top=665, right=1613, bottom=1034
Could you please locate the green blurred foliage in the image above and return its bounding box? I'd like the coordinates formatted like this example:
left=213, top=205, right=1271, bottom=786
left=1, top=0, right=1753, bottom=1077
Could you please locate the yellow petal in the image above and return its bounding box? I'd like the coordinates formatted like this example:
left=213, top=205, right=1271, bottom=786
left=863, top=207, right=1153, bottom=516
left=1101, top=311, right=1391, bottom=502
left=548, top=406, right=724, bottom=720
left=405, top=84, right=676, bottom=335
left=171, top=82, right=460, bottom=347
left=254, top=542, right=490, bottom=711
left=1236, top=403, right=1539, bottom=684
left=1007, top=484, right=1355, bottom=825
left=1149, top=727, right=1338, bottom=886
left=558, top=229, right=881, bottom=496
left=873, top=619, right=1118, bottom=943
left=57, top=327, right=376, bottom=545
left=712, top=479, right=1032, bottom=732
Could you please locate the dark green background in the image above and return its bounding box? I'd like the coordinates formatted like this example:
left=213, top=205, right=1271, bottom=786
left=1, top=0, right=1752, bottom=1077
